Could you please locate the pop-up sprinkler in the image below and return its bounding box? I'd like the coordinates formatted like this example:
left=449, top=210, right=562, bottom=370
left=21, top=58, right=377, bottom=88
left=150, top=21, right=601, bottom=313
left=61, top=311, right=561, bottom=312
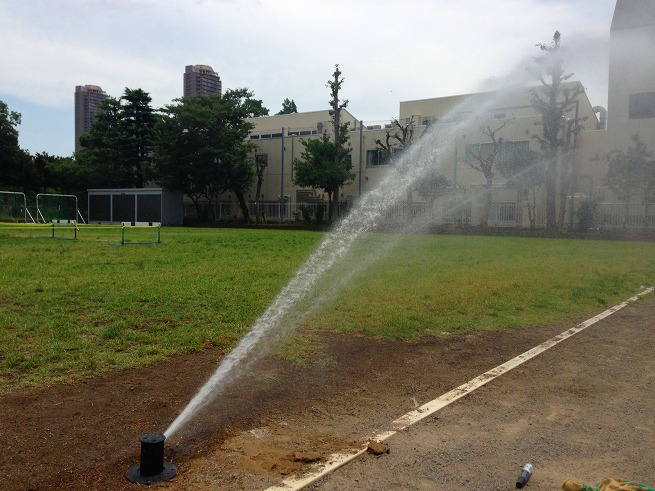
left=125, top=433, right=177, bottom=485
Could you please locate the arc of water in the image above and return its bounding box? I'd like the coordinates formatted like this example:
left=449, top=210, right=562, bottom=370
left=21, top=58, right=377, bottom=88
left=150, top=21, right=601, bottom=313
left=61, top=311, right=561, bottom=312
left=164, top=71, right=535, bottom=439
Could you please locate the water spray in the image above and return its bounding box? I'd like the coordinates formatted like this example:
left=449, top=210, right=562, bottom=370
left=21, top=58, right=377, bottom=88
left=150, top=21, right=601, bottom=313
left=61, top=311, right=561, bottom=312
left=125, top=433, right=177, bottom=485
left=163, top=60, right=538, bottom=440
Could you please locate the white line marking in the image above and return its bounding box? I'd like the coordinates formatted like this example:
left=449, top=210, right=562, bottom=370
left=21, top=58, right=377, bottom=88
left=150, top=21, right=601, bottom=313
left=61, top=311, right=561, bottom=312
left=264, top=288, right=653, bottom=491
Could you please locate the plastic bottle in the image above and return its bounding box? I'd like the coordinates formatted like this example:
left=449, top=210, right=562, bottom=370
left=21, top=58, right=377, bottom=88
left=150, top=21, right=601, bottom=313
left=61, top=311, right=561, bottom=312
left=516, top=463, right=533, bottom=488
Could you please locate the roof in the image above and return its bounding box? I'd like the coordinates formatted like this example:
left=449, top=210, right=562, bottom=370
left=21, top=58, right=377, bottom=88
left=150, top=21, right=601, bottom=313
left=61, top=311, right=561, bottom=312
left=611, top=0, right=655, bottom=30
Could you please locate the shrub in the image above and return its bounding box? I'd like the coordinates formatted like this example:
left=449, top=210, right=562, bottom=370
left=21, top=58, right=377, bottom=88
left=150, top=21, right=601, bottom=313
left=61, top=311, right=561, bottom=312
left=576, top=200, right=598, bottom=232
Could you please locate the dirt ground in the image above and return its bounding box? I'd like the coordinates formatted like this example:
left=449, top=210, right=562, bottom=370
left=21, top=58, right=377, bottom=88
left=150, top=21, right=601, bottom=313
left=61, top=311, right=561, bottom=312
left=1, top=294, right=654, bottom=491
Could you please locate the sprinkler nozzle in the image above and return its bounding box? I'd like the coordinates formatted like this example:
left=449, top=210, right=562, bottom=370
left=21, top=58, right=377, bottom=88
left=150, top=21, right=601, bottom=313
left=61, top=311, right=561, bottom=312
left=125, top=433, right=177, bottom=484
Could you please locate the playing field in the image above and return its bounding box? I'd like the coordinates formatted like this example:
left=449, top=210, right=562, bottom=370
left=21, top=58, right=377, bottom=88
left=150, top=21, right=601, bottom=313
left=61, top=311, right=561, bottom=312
left=1, top=226, right=653, bottom=392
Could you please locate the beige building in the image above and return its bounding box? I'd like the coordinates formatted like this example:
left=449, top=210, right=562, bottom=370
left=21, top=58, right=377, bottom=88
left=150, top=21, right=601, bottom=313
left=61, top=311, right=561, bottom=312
left=206, top=0, right=654, bottom=230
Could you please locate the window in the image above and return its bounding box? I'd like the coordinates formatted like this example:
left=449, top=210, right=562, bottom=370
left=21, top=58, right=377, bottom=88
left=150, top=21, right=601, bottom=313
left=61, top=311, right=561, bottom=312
left=367, top=149, right=384, bottom=167
left=366, top=147, right=404, bottom=167
left=629, top=92, right=655, bottom=119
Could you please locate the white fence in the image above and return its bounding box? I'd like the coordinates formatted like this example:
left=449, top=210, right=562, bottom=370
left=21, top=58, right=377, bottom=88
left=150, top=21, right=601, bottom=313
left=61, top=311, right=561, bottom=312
left=183, top=198, right=655, bottom=231
left=597, top=203, right=655, bottom=229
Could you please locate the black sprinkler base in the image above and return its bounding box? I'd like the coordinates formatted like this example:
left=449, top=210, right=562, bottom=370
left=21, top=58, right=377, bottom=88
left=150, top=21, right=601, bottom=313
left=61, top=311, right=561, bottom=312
left=125, top=461, right=177, bottom=485
left=125, top=433, right=177, bottom=485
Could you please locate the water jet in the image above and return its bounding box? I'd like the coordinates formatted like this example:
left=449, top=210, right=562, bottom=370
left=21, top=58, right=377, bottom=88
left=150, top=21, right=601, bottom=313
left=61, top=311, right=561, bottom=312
left=125, top=433, right=177, bottom=485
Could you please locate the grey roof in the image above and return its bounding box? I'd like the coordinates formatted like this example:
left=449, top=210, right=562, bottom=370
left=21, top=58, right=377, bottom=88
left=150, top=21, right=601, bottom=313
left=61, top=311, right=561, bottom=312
left=611, top=0, right=655, bottom=30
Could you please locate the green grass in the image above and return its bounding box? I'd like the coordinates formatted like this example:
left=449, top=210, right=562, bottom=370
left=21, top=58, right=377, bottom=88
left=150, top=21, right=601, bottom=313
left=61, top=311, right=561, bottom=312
left=0, top=226, right=321, bottom=391
left=0, top=226, right=654, bottom=393
left=310, top=234, right=655, bottom=338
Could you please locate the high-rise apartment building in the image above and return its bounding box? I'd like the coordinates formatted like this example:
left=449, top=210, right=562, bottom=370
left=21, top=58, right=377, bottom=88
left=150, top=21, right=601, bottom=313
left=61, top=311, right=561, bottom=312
left=74, top=84, right=108, bottom=152
left=183, top=65, right=222, bottom=98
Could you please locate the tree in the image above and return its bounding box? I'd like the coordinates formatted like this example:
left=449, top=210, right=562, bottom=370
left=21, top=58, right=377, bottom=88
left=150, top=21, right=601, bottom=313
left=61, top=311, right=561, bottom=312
left=465, top=122, right=507, bottom=227
left=253, top=153, right=268, bottom=222
left=605, top=133, right=654, bottom=229
left=375, top=117, right=415, bottom=161
left=293, top=65, right=354, bottom=222
left=120, top=88, right=157, bottom=188
left=0, top=100, right=23, bottom=191
left=375, top=117, right=416, bottom=201
left=78, top=96, right=130, bottom=188
left=293, top=132, right=354, bottom=222
left=35, top=153, right=86, bottom=196
left=327, top=64, right=353, bottom=220
left=77, top=88, right=156, bottom=188
left=276, top=98, right=298, bottom=115
left=414, top=173, right=451, bottom=208
left=497, top=146, right=544, bottom=230
left=155, top=89, right=269, bottom=222
left=532, top=31, right=584, bottom=231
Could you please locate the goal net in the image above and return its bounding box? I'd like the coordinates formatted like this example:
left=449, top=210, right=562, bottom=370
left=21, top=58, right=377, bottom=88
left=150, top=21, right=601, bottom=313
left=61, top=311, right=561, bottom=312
left=36, top=193, right=80, bottom=223
left=0, top=191, right=30, bottom=223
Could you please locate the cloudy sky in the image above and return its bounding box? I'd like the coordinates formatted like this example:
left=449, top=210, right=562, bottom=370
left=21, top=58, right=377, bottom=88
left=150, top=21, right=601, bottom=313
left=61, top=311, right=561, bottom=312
left=1, top=0, right=617, bottom=157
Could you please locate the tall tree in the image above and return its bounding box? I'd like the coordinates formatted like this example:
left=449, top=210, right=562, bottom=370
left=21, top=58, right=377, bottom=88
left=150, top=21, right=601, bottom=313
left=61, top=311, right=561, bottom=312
left=121, top=88, right=156, bottom=188
left=253, top=153, right=268, bottom=222
left=0, top=100, right=23, bottom=191
left=77, top=89, right=156, bottom=188
left=276, top=98, right=298, bottom=115
left=78, top=96, right=130, bottom=188
left=465, top=122, right=507, bottom=227
left=532, top=31, right=584, bottom=231
left=293, top=65, right=354, bottom=222
left=155, top=89, right=268, bottom=222
left=605, top=133, right=654, bottom=229
left=327, top=64, right=353, bottom=220
left=293, top=132, right=354, bottom=222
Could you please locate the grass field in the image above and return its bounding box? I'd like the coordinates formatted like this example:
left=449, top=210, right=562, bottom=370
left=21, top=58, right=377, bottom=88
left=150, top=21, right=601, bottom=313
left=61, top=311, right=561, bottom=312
left=1, top=225, right=654, bottom=393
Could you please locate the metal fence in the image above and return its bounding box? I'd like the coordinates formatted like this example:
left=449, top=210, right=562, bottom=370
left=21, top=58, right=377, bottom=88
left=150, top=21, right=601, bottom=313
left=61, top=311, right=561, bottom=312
left=597, top=203, right=655, bottom=229
left=182, top=198, right=655, bottom=231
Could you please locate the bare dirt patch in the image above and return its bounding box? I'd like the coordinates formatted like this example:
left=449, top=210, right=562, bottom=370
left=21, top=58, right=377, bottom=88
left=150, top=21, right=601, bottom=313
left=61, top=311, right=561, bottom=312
left=1, top=295, right=654, bottom=490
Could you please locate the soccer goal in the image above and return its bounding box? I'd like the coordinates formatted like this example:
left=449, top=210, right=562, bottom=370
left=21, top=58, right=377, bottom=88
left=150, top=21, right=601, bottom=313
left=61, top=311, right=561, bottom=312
left=0, top=191, right=35, bottom=223
left=36, top=193, right=85, bottom=224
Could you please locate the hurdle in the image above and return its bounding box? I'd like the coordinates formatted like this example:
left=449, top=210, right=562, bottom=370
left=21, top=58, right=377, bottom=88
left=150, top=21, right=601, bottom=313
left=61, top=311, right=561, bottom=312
left=51, top=219, right=78, bottom=240
left=112, top=222, right=161, bottom=246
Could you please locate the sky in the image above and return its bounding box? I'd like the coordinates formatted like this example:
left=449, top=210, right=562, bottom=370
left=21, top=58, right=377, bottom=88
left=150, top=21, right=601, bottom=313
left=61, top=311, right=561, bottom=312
left=1, top=0, right=617, bottom=157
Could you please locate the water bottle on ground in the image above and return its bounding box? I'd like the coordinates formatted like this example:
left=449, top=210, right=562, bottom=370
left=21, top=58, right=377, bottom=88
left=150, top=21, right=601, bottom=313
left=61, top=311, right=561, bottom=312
left=516, top=463, right=533, bottom=488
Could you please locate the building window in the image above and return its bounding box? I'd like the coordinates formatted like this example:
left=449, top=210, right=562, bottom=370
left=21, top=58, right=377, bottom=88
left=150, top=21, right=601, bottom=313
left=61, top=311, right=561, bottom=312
left=367, top=149, right=387, bottom=167
left=629, top=92, right=655, bottom=119
left=366, top=147, right=404, bottom=167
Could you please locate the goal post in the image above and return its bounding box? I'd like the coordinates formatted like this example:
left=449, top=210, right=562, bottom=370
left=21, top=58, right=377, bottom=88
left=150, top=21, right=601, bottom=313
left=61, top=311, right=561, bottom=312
left=36, top=193, right=85, bottom=224
left=0, top=191, right=34, bottom=223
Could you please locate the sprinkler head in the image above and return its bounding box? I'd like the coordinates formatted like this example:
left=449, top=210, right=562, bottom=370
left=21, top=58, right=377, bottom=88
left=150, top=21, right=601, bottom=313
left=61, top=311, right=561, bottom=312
left=125, top=433, right=177, bottom=485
